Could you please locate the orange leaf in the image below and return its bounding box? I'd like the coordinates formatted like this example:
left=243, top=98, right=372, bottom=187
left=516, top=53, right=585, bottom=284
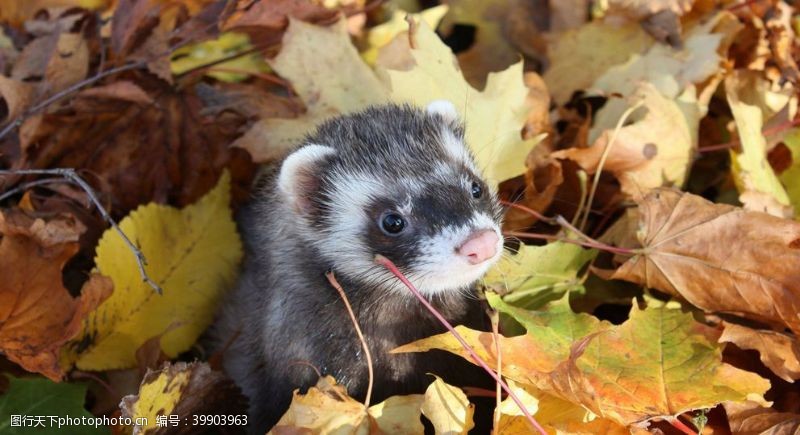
left=0, top=210, right=111, bottom=380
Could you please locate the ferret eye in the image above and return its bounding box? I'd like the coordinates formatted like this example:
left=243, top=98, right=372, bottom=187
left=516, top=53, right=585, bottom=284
left=471, top=181, right=483, bottom=199
left=380, top=212, right=406, bottom=235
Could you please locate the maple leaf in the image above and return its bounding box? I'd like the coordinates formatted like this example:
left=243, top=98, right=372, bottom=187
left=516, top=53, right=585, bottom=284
left=399, top=294, right=770, bottom=428
left=610, top=188, right=800, bottom=334
left=395, top=294, right=609, bottom=390
left=550, top=304, right=770, bottom=426
left=120, top=361, right=247, bottom=433
left=237, top=16, right=541, bottom=187
left=64, top=171, right=242, bottom=371
left=0, top=210, right=111, bottom=381
left=377, top=19, right=542, bottom=186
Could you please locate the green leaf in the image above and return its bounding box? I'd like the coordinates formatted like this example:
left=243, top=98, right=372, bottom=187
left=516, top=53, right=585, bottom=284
left=0, top=376, right=108, bottom=435
left=483, top=242, right=596, bottom=311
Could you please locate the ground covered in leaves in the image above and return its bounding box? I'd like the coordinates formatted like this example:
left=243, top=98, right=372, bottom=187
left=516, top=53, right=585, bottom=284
left=1, top=0, right=800, bottom=434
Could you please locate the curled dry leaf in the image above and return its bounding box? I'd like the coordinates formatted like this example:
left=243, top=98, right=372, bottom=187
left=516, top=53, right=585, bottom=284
left=0, top=209, right=111, bottom=381
left=120, top=361, right=247, bottom=434
left=611, top=188, right=800, bottom=334
left=270, top=375, right=426, bottom=434
left=724, top=401, right=800, bottom=435
left=553, top=82, right=696, bottom=197
left=421, top=376, right=474, bottom=435
left=719, top=322, right=800, bottom=383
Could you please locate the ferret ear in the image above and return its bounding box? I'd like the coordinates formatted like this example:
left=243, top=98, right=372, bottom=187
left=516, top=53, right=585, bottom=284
left=278, top=144, right=336, bottom=214
left=426, top=100, right=460, bottom=124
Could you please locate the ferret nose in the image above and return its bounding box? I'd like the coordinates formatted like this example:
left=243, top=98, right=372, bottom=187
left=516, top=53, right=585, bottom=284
left=457, top=229, right=499, bottom=265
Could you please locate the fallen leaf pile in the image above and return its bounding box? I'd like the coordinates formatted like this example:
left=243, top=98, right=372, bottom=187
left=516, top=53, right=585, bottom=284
left=1, top=0, right=800, bottom=434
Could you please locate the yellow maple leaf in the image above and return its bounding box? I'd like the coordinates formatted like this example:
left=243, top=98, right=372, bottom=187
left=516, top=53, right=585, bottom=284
left=236, top=17, right=539, bottom=186
left=65, top=172, right=242, bottom=371
left=377, top=19, right=541, bottom=186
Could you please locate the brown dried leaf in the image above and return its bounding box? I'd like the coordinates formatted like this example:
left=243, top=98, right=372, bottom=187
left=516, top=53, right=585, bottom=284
left=221, top=0, right=338, bottom=47
left=719, top=322, right=800, bottom=383
left=611, top=188, right=800, bottom=334
left=0, top=209, right=111, bottom=380
left=12, top=32, right=89, bottom=97
left=725, top=401, right=800, bottom=435
left=20, top=76, right=256, bottom=216
left=0, top=76, right=36, bottom=123
left=74, top=80, right=154, bottom=105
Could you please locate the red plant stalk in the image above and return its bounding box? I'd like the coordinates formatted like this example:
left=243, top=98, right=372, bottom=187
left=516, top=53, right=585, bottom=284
left=374, top=255, right=548, bottom=435
left=670, top=417, right=698, bottom=435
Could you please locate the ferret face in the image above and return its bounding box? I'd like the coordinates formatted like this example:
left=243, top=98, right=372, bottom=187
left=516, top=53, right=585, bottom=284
left=278, top=102, right=504, bottom=296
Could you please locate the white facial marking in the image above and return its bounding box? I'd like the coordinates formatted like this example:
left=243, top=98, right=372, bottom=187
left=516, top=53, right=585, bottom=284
left=410, top=213, right=503, bottom=296
left=316, top=171, right=386, bottom=279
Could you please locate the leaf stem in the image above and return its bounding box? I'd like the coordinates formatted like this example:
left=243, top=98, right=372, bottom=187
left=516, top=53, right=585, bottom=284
left=374, top=255, right=548, bottom=435
left=504, top=230, right=634, bottom=256
left=0, top=168, right=162, bottom=294
left=670, top=417, right=698, bottom=435
left=697, top=118, right=800, bottom=153
left=325, top=272, right=374, bottom=409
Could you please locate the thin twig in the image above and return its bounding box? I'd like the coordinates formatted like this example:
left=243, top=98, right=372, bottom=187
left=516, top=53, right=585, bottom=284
left=579, top=101, right=644, bottom=231
left=504, top=230, right=634, bottom=256
left=500, top=201, right=634, bottom=255
left=0, top=61, right=146, bottom=141
left=0, top=178, right=66, bottom=203
left=374, top=255, right=548, bottom=435
left=326, top=271, right=374, bottom=409
left=490, top=309, right=502, bottom=434
left=0, top=168, right=162, bottom=294
left=697, top=118, right=800, bottom=153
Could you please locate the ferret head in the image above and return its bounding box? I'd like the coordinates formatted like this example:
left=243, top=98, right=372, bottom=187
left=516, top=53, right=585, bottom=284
left=277, top=102, right=504, bottom=297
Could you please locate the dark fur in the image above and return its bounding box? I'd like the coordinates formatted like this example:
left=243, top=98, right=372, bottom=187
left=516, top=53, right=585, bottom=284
left=211, top=104, right=501, bottom=433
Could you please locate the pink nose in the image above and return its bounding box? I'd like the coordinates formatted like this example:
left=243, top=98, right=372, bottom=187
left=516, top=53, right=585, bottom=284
left=457, top=230, right=499, bottom=265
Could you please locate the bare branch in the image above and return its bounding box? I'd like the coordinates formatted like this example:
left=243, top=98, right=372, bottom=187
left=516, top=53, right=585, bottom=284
left=0, top=168, right=162, bottom=294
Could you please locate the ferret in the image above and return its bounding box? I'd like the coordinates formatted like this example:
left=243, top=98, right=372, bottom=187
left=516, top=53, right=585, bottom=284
left=211, top=101, right=504, bottom=433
